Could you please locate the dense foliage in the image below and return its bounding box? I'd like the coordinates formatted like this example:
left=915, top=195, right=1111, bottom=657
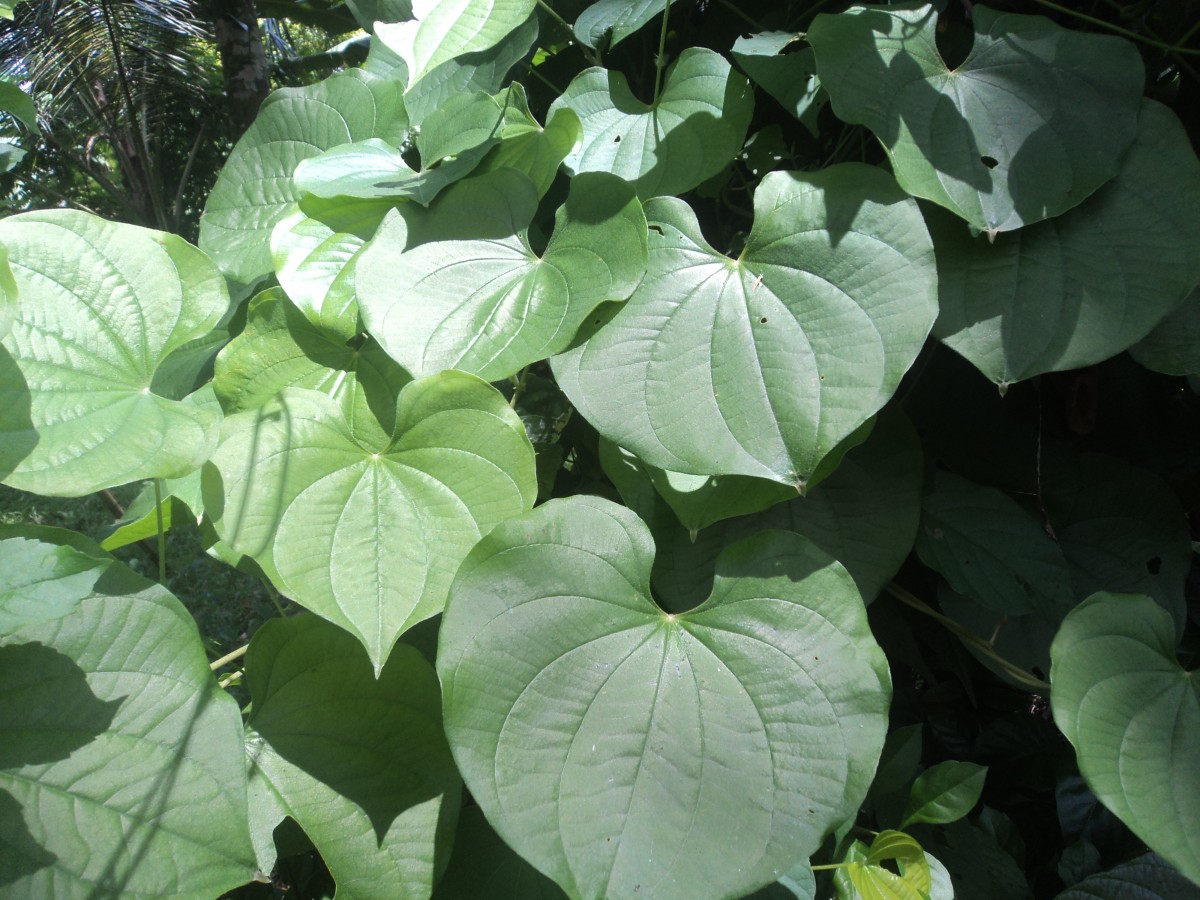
left=1, top=0, right=1199, bottom=897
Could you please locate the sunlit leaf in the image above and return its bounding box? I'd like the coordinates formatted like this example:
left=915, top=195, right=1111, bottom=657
left=271, top=206, right=365, bottom=342
left=901, top=761, right=988, bottom=827
left=0, top=211, right=227, bottom=495
left=1050, top=592, right=1200, bottom=887
left=440, top=495, right=891, bottom=900
left=808, top=2, right=1143, bottom=232
left=573, top=0, right=676, bottom=50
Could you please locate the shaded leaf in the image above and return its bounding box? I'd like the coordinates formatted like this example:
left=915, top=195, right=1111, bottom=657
left=1130, top=287, right=1200, bottom=377
left=731, top=37, right=826, bottom=137
left=901, top=761, right=988, bottom=827
left=808, top=2, right=1143, bottom=232
left=1050, top=593, right=1200, bottom=887
left=1055, top=852, right=1199, bottom=900
left=574, top=0, right=675, bottom=50
left=433, top=806, right=567, bottom=899
left=245, top=614, right=460, bottom=899
left=440, top=495, right=891, bottom=900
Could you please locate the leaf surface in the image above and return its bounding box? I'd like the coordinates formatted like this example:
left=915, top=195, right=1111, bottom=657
left=931, top=100, right=1200, bottom=386
left=549, top=48, right=754, bottom=197
left=439, top=495, right=891, bottom=900
left=1050, top=592, right=1200, bottom=887
left=0, top=529, right=256, bottom=897
left=206, top=373, right=535, bottom=671
left=901, top=761, right=988, bottom=827
left=271, top=206, right=365, bottom=341
left=808, top=2, right=1143, bottom=232
left=553, top=167, right=936, bottom=486
left=359, top=171, right=645, bottom=380
left=1056, top=852, right=1199, bottom=899
left=574, top=0, right=670, bottom=50
left=1130, top=287, right=1200, bottom=377
left=244, top=614, right=460, bottom=899
left=0, top=211, right=226, bottom=495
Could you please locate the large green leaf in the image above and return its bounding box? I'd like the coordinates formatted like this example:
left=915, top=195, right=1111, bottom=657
left=206, top=372, right=535, bottom=671
left=0, top=526, right=110, bottom=633
left=244, top=614, right=460, bottom=899
left=548, top=47, right=754, bottom=197
left=439, top=495, right=891, bottom=900
left=359, top=172, right=645, bottom=380
left=474, top=89, right=582, bottom=198
left=1050, top=592, right=1200, bottom=887
left=0, top=529, right=256, bottom=897
left=808, top=3, right=1143, bottom=233
left=375, top=0, right=537, bottom=89
left=1056, top=852, right=1200, bottom=900
left=573, top=0, right=675, bottom=50
left=930, top=100, right=1200, bottom=387
left=553, top=167, right=936, bottom=487
left=271, top=205, right=365, bottom=342
left=0, top=211, right=227, bottom=496
left=916, top=471, right=1074, bottom=619
left=1130, top=287, right=1200, bottom=377
left=649, top=411, right=922, bottom=610
left=200, top=70, right=407, bottom=284
left=345, top=0, right=414, bottom=31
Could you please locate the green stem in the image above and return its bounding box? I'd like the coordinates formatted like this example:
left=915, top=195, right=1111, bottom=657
left=537, top=0, right=601, bottom=65
left=886, top=582, right=1052, bottom=694
left=509, top=366, right=531, bottom=409
left=153, top=478, right=166, bottom=585
left=652, top=0, right=673, bottom=107
left=262, top=579, right=288, bottom=618
left=210, top=643, right=249, bottom=672
left=218, top=669, right=243, bottom=690
left=810, top=862, right=852, bottom=872
left=1025, top=0, right=1200, bottom=56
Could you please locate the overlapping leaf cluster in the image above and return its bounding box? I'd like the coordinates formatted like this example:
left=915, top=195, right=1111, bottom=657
left=1, top=1, right=1198, bottom=898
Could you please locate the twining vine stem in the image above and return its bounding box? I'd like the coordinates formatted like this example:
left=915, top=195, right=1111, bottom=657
left=536, top=0, right=601, bottom=66
left=153, top=478, right=166, bottom=585
left=652, top=0, right=673, bottom=107
left=210, top=643, right=249, bottom=672
left=886, top=581, right=1052, bottom=694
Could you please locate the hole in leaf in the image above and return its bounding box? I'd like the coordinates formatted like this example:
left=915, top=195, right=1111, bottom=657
left=648, top=224, right=664, bottom=236
left=613, top=135, right=622, bottom=143
left=1145, top=556, right=1162, bottom=575
left=980, top=155, right=999, bottom=169
left=759, top=316, right=768, bottom=324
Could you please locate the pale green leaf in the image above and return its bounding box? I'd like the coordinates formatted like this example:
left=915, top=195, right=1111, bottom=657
left=1050, top=593, right=1200, bottom=887
left=0, top=530, right=256, bottom=897
left=901, top=761, right=988, bottom=827
left=359, top=171, right=646, bottom=380
left=916, top=471, right=1074, bottom=618
left=0, top=211, right=227, bottom=496
left=931, top=100, right=1200, bottom=386
left=1130, top=287, right=1200, bottom=377
left=808, top=2, right=1143, bottom=232
left=0, top=244, right=15, bottom=340
left=553, top=168, right=936, bottom=486
left=244, top=614, right=460, bottom=899
left=0, top=526, right=110, bottom=633
left=271, top=205, right=365, bottom=342
left=549, top=47, right=754, bottom=197
left=475, top=94, right=582, bottom=197
left=439, top=495, right=891, bottom=900
left=200, top=70, right=407, bottom=284
left=206, top=372, right=535, bottom=671
left=375, top=0, right=537, bottom=89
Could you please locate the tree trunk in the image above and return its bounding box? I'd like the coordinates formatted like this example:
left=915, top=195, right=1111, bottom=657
left=210, top=0, right=271, bottom=137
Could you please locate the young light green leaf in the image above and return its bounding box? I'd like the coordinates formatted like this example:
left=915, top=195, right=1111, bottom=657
left=808, top=2, right=1143, bottom=233
left=244, top=614, right=461, bottom=899
left=439, top=495, right=891, bottom=900
left=931, top=100, right=1200, bottom=387
left=206, top=373, right=535, bottom=672
left=0, top=530, right=256, bottom=896
left=916, top=471, right=1075, bottom=619
left=1130, top=287, right=1200, bottom=377
left=901, top=761, right=988, bottom=827
left=375, top=0, right=537, bottom=89
left=200, top=70, right=407, bottom=284
left=549, top=48, right=754, bottom=197
left=554, top=167, right=936, bottom=487
left=1050, top=592, right=1200, bottom=887
left=0, top=210, right=227, bottom=496
left=838, top=831, right=932, bottom=900
left=359, top=171, right=646, bottom=381
left=433, top=806, right=567, bottom=899
left=271, top=205, right=365, bottom=342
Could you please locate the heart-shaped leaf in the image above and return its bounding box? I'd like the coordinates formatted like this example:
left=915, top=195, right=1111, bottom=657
left=901, top=761, right=988, bottom=827
left=200, top=70, right=407, bottom=284
left=930, top=100, right=1200, bottom=387
left=0, top=210, right=227, bottom=496
left=206, top=372, right=535, bottom=671
left=244, top=614, right=460, bottom=897
left=271, top=205, right=365, bottom=342
left=549, top=47, right=754, bottom=197
left=0, top=528, right=256, bottom=896
left=1050, top=592, right=1200, bottom=886
left=808, top=2, right=1143, bottom=233
left=839, top=831, right=933, bottom=900
left=475, top=91, right=582, bottom=198
left=916, top=471, right=1074, bottom=619
left=573, top=0, right=672, bottom=50
left=439, top=495, right=891, bottom=900
left=553, top=167, right=936, bottom=487
left=648, top=411, right=922, bottom=610
left=359, top=171, right=646, bottom=380
left=375, top=0, right=537, bottom=89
